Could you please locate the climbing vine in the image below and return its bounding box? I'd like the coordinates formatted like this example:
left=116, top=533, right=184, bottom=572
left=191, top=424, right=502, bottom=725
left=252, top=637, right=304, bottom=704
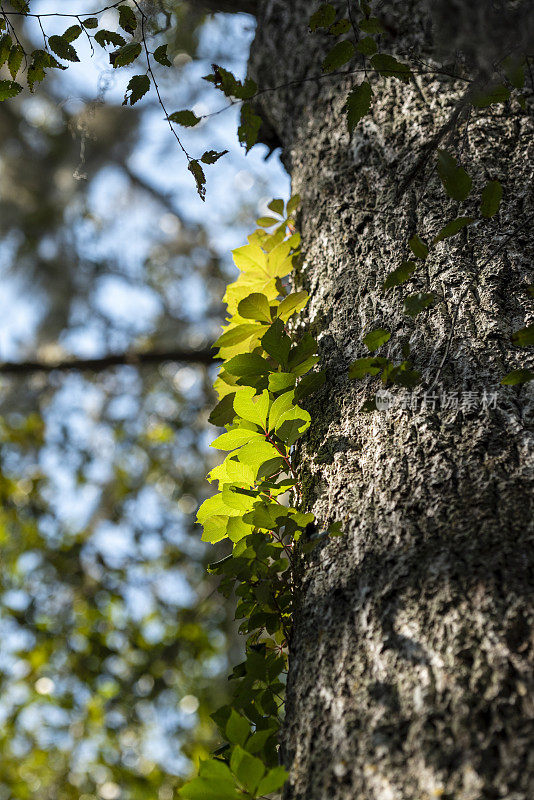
left=178, top=196, right=341, bottom=798
left=310, top=0, right=533, bottom=392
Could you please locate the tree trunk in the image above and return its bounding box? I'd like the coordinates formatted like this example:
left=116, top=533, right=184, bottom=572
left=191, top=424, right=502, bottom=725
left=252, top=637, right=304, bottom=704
left=249, top=1, right=534, bottom=798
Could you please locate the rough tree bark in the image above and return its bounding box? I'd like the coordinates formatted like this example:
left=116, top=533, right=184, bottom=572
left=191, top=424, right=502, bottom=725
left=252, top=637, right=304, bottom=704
left=249, top=1, right=534, bottom=798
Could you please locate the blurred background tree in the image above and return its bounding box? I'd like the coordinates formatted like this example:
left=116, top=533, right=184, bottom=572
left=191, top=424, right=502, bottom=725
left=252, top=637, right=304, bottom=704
left=0, top=1, right=287, bottom=798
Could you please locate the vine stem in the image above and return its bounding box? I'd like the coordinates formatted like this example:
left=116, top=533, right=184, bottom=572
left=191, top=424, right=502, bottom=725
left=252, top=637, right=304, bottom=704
left=264, top=431, right=301, bottom=500
left=196, top=66, right=473, bottom=125
left=0, top=1, right=124, bottom=18
left=269, top=528, right=295, bottom=569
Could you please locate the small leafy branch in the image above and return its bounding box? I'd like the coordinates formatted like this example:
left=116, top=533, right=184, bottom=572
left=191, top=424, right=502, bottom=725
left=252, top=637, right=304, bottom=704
left=179, top=196, right=341, bottom=799
left=0, top=0, right=228, bottom=198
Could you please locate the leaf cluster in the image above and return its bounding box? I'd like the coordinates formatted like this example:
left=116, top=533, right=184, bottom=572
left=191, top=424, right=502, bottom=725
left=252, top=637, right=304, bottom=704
left=180, top=197, right=340, bottom=797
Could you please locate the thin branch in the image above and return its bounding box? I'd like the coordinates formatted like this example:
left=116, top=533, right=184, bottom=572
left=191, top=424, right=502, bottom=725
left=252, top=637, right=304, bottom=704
left=196, top=66, right=472, bottom=124
left=0, top=348, right=219, bottom=376
left=131, top=0, right=191, bottom=162
left=0, top=0, right=257, bottom=17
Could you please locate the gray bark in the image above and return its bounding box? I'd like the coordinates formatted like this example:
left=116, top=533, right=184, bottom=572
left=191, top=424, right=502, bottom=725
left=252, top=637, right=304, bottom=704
left=249, top=1, right=534, bottom=798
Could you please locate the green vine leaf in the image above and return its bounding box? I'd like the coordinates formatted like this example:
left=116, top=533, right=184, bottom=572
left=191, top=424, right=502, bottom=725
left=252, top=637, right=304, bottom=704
left=226, top=710, right=250, bottom=747
left=408, top=235, right=429, bottom=260
left=257, top=766, right=289, bottom=796
left=268, top=198, right=284, bottom=215
left=383, top=260, right=417, bottom=290
left=9, top=0, right=30, bottom=11
left=268, top=372, right=296, bottom=393
left=511, top=324, right=534, bottom=347
left=359, top=16, right=385, bottom=34
left=501, top=369, right=534, bottom=385
left=208, top=393, right=237, bottom=427
left=345, top=81, right=373, bottom=132
left=277, top=291, right=308, bottom=322
left=287, top=194, right=301, bottom=215
left=309, top=3, right=336, bottom=31
left=275, top=406, right=311, bottom=445
left=329, top=19, right=351, bottom=35
left=237, top=293, right=272, bottom=323
left=480, top=180, right=503, bottom=218
left=348, top=356, right=389, bottom=379
left=201, top=149, right=228, bottom=164
left=225, top=353, right=271, bottom=377
left=403, top=292, right=435, bottom=317
left=215, top=324, right=261, bottom=349
left=7, top=45, right=24, bottom=79
left=118, top=4, right=137, bottom=34
left=0, top=79, right=22, bottom=100
left=230, top=746, right=266, bottom=794
left=356, top=36, right=378, bottom=55
left=110, top=42, right=142, bottom=68
left=503, top=56, right=525, bottom=89
left=261, top=319, right=292, bottom=366
left=322, top=40, right=355, bottom=73
left=168, top=109, right=201, bottom=127
left=178, top=759, right=240, bottom=800
left=188, top=159, right=207, bottom=201
left=0, top=34, right=12, bottom=66
left=154, top=43, right=172, bottom=66
left=48, top=35, right=80, bottom=63
left=257, top=216, right=280, bottom=228
left=94, top=30, right=126, bottom=48
left=123, top=74, right=150, bottom=106
left=472, top=84, right=510, bottom=108
left=363, top=328, right=391, bottom=352
left=210, top=427, right=264, bottom=451
left=371, top=53, right=411, bottom=82
left=433, top=216, right=475, bottom=244
left=234, top=387, right=270, bottom=429
left=203, top=64, right=256, bottom=100
left=238, top=103, right=262, bottom=152
left=294, top=370, right=326, bottom=401
left=62, top=25, right=82, bottom=43
left=437, top=150, right=472, bottom=201
left=81, top=17, right=99, bottom=29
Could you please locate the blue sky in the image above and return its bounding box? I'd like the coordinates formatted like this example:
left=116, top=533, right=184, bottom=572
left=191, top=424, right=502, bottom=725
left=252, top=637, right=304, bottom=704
left=0, top=0, right=289, bottom=360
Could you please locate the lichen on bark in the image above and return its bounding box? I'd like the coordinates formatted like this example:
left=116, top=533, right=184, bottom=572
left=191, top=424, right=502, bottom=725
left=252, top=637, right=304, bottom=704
left=249, top=1, right=534, bottom=798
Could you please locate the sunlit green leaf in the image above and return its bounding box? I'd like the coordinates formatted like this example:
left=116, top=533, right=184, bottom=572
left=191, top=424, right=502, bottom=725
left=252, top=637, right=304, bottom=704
left=363, top=328, right=390, bottom=352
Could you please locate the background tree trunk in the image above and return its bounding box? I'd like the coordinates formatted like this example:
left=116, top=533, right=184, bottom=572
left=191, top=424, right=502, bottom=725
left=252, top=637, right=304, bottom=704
left=250, top=1, right=534, bottom=798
